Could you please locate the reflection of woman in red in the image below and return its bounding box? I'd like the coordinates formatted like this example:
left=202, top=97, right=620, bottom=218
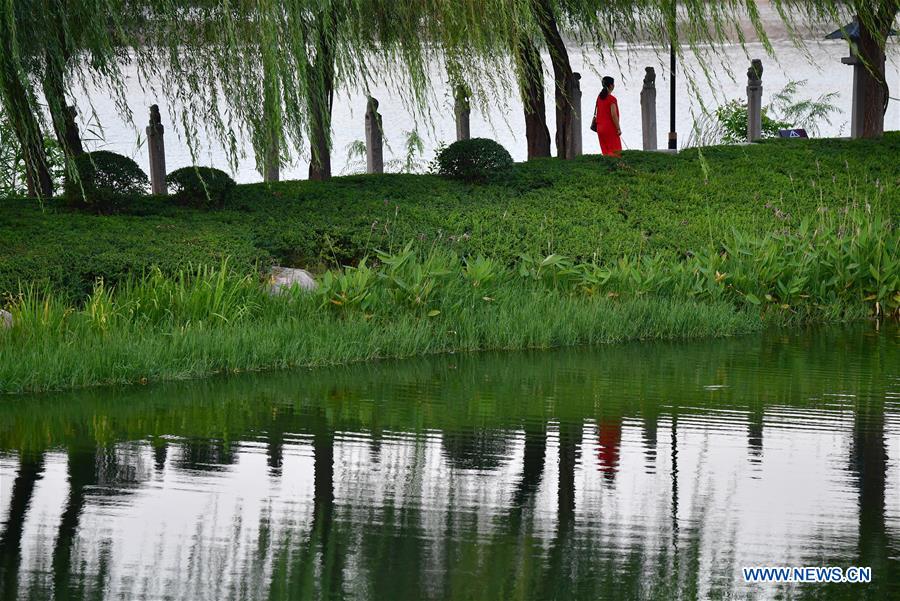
left=597, top=418, right=622, bottom=482
left=594, top=76, right=622, bottom=156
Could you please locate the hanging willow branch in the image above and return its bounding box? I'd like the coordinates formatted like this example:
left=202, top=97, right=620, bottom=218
left=0, top=0, right=896, bottom=195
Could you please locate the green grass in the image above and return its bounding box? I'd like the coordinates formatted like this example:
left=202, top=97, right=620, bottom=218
left=1, top=135, right=898, bottom=300
left=1, top=206, right=895, bottom=395
left=0, top=290, right=758, bottom=395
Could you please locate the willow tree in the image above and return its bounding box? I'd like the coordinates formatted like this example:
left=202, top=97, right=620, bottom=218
left=562, top=0, right=896, bottom=139
left=531, top=0, right=576, bottom=159
left=0, top=0, right=142, bottom=197
left=468, top=0, right=778, bottom=160
left=40, top=0, right=86, bottom=159
left=4, top=0, right=892, bottom=200
left=516, top=32, right=552, bottom=158
left=0, top=6, right=54, bottom=197
left=137, top=0, right=443, bottom=181
left=768, top=0, right=898, bottom=138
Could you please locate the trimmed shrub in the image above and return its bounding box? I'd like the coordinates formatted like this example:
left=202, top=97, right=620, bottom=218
left=63, top=151, right=149, bottom=209
left=167, top=166, right=235, bottom=209
left=435, top=138, right=513, bottom=182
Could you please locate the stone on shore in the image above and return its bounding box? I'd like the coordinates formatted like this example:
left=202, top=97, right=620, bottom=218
left=268, top=267, right=317, bottom=294
left=1, top=309, right=12, bottom=329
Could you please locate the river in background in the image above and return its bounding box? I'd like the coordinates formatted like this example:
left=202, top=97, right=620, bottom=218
left=71, top=34, right=900, bottom=183
left=0, top=323, right=898, bottom=600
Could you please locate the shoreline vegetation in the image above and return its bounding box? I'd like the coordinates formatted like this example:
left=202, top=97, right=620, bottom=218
left=1, top=206, right=895, bottom=395
left=1, top=139, right=898, bottom=395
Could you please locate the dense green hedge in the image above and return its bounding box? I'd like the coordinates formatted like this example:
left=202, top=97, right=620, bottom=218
left=1, top=135, right=898, bottom=299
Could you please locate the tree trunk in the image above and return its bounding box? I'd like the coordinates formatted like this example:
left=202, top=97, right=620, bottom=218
left=0, top=453, right=45, bottom=598
left=53, top=445, right=100, bottom=599
left=42, top=55, right=84, bottom=158
left=531, top=0, right=575, bottom=159
left=15, top=121, right=53, bottom=198
left=261, top=54, right=281, bottom=182
left=517, top=35, right=552, bottom=159
left=42, top=0, right=83, bottom=159
left=856, top=7, right=895, bottom=139
left=307, top=14, right=335, bottom=181
left=540, top=420, right=581, bottom=598
left=852, top=402, right=888, bottom=593
left=0, top=9, right=53, bottom=198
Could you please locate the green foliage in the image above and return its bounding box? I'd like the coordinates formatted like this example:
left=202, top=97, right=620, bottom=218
left=318, top=258, right=378, bottom=314
left=0, top=111, right=66, bottom=197
left=166, top=166, right=236, bottom=208
left=1, top=136, right=898, bottom=302
left=1, top=204, right=895, bottom=393
left=435, top=138, right=513, bottom=182
left=63, top=151, right=149, bottom=209
left=715, top=100, right=790, bottom=144
left=768, top=80, right=841, bottom=137
left=342, top=129, right=427, bottom=175
left=342, top=140, right=369, bottom=175
left=1, top=0, right=895, bottom=202
left=390, top=129, right=427, bottom=174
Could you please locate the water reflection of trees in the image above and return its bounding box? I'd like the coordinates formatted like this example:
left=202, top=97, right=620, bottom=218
left=0, top=324, right=896, bottom=600
left=0, top=452, right=43, bottom=599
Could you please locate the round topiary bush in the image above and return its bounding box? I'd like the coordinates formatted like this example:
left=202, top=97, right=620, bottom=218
left=166, top=166, right=236, bottom=209
left=434, top=138, right=513, bottom=182
left=64, top=151, right=149, bottom=209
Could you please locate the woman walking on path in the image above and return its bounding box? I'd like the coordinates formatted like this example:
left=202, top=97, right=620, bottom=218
left=594, top=76, right=622, bottom=156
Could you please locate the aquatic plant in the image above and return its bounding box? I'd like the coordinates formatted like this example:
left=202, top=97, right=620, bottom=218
left=1, top=204, right=894, bottom=394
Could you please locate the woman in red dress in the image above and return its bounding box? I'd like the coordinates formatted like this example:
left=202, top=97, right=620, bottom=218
left=594, top=76, right=622, bottom=156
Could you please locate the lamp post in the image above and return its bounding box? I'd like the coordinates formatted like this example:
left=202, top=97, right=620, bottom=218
left=668, top=43, right=677, bottom=150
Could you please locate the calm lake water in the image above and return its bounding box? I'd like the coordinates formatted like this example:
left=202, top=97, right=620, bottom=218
left=0, top=324, right=899, bottom=600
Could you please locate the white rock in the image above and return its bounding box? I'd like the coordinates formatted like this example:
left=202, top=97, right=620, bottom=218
left=268, top=266, right=317, bottom=294
left=0, top=309, right=12, bottom=329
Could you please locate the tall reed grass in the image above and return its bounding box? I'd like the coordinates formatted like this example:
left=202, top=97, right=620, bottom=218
left=1, top=209, right=895, bottom=394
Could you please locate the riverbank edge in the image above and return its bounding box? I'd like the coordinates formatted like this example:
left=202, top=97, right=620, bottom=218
left=0, top=291, right=874, bottom=396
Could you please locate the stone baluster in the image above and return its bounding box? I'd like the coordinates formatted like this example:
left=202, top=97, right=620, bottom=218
left=640, top=67, right=658, bottom=150
left=747, top=59, right=764, bottom=142
left=146, top=105, right=167, bottom=194
left=569, top=73, right=583, bottom=157
left=365, top=96, right=384, bottom=174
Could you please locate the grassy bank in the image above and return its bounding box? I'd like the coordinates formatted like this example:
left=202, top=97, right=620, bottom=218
left=1, top=135, right=898, bottom=300
left=1, top=208, right=894, bottom=394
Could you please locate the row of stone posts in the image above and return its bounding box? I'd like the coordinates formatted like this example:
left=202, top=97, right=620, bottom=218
left=638, top=60, right=766, bottom=148
left=142, top=58, right=773, bottom=191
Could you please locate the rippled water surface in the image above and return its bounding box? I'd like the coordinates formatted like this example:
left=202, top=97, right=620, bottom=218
left=1, top=325, right=898, bottom=600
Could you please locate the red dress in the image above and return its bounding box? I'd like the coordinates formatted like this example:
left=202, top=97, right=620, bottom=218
left=595, top=94, right=622, bottom=156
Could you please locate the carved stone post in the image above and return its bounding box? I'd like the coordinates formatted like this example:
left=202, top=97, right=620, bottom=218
left=146, top=105, right=167, bottom=194
left=568, top=73, right=583, bottom=157
left=640, top=67, right=658, bottom=150
left=454, top=85, right=470, bottom=141
left=747, top=59, right=764, bottom=142
left=365, top=96, right=383, bottom=174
